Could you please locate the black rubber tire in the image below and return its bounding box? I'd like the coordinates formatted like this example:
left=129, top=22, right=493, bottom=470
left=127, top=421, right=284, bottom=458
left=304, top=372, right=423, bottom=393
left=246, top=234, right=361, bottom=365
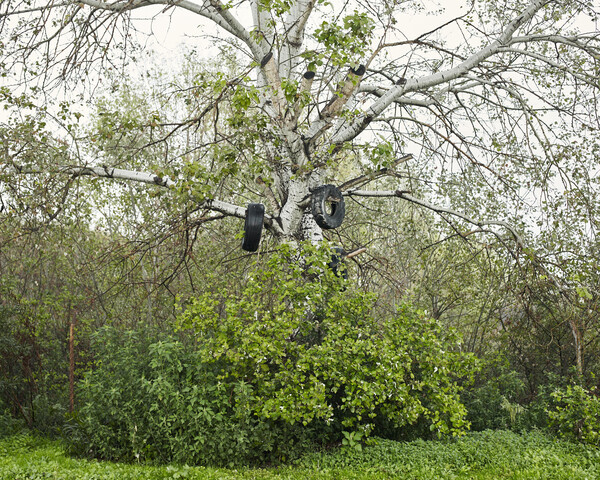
left=311, top=184, right=345, bottom=230
left=328, top=247, right=348, bottom=280
left=241, top=203, right=264, bottom=252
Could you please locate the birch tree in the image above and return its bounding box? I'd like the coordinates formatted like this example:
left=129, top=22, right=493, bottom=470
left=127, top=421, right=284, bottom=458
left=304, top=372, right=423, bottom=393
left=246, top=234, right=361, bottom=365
left=1, top=0, right=599, bottom=257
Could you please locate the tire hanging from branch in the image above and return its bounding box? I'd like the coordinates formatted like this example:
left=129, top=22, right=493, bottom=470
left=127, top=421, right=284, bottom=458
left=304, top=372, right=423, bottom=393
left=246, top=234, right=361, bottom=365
left=242, top=203, right=265, bottom=252
left=311, top=184, right=345, bottom=229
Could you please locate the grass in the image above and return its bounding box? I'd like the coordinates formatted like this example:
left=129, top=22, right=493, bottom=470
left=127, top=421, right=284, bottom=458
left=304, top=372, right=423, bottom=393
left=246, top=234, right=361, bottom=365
left=0, top=430, right=599, bottom=479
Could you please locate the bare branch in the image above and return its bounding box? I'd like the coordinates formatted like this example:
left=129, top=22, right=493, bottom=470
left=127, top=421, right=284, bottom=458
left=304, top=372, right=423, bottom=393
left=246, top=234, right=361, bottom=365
left=1, top=1, right=71, bottom=17
left=358, top=85, right=436, bottom=107
left=346, top=189, right=526, bottom=250
left=76, top=0, right=265, bottom=59
left=77, top=0, right=151, bottom=11
left=338, top=154, right=413, bottom=191
left=508, top=33, right=600, bottom=51
left=497, top=46, right=600, bottom=87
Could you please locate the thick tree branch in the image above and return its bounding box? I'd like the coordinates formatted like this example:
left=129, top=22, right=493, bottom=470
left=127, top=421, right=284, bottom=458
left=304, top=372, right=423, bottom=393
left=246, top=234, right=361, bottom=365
left=288, top=70, right=315, bottom=127
left=251, top=0, right=274, bottom=55
left=286, top=0, right=315, bottom=48
left=321, top=66, right=366, bottom=119
left=305, top=66, right=366, bottom=144
left=260, top=52, right=286, bottom=119
left=11, top=163, right=177, bottom=187
left=281, top=0, right=315, bottom=77
left=330, top=0, right=548, bottom=145
left=7, top=163, right=283, bottom=234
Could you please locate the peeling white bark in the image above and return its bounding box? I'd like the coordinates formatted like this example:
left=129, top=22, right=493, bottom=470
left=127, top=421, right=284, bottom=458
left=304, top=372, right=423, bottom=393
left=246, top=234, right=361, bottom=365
left=261, top=53, right=287, bottom=119
left=280, top=0, right=315, bottom=78
left=299, top=211, right=324, bottom=244
left=278, top=174, right=309, bottom=235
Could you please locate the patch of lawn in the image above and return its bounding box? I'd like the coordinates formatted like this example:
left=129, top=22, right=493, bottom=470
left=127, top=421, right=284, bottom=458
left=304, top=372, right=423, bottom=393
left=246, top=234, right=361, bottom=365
left=1, top=430, right=598, bottom=479
left=299, top=430, right=600, bottom=479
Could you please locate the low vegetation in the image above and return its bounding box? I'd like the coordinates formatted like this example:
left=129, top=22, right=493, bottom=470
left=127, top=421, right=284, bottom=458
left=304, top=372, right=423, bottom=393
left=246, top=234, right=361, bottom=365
left=1, top=430, right=598, bottom=480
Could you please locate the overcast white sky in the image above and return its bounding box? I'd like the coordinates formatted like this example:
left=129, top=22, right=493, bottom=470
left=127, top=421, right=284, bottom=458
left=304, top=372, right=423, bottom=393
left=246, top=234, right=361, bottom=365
left=133, top=1, right=469, bottom=63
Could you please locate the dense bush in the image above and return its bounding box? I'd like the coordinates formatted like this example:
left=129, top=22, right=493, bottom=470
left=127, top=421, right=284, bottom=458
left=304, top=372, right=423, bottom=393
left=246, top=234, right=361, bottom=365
left=179, top=244, right=477, bottom=438
left=548, top=384, right=600, bottom=446
left=75, top=244, right=476, bottom=466
left=75, top=327, right=309, bottom=466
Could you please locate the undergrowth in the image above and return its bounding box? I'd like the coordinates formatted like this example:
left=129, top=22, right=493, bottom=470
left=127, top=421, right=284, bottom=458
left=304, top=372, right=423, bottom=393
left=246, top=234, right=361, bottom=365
left=1, top=430, right=599, bottom=479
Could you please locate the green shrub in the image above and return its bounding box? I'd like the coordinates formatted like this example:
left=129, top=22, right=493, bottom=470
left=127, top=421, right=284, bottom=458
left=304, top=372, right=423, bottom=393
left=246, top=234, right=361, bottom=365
left=75, top=244, right=476, bottom=466
left=548, top=384, right=600, bottom=446
left=178, top=243, right=476, bottom=441
left=75, top=327, right=309, bottom=466
left=523, top=377, right=563, bottom=431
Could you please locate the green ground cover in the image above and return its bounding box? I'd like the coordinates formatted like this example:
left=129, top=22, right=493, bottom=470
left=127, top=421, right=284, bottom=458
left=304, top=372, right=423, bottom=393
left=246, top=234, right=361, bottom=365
left=1, top=430, right=598, bottom=480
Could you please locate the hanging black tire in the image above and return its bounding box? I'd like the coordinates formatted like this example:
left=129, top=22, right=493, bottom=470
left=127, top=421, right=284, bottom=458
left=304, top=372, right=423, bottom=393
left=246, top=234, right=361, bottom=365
left=311, top=184, right=345, bottom=229
left=241, top=203, right=264, bottom=252
left=328, top=246, right=348, bottom=280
